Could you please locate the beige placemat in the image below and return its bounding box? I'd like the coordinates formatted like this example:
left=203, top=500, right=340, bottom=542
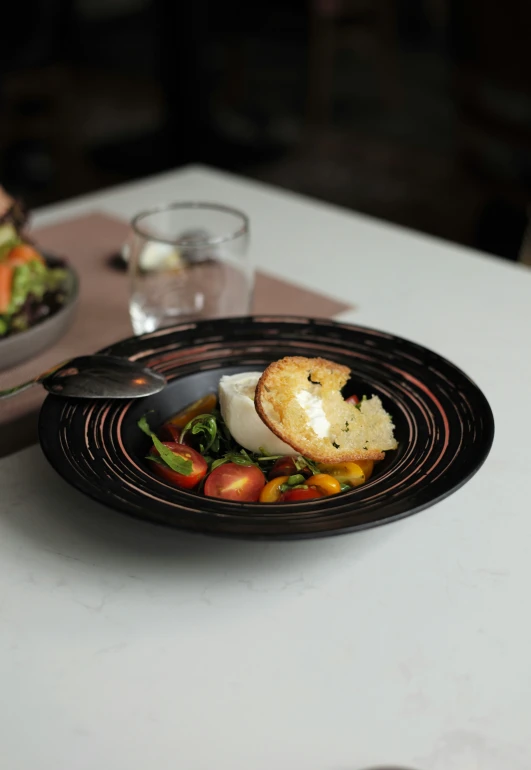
left=0, top=213, right=352, bottom=456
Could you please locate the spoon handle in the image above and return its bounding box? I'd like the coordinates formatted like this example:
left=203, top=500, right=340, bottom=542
left=0, top=379, right=38, bottom=399
left=0, top=359, right=72, bottom=400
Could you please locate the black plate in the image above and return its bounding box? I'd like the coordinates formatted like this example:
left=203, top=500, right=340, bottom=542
left=38, top=317, right=494, bottom=538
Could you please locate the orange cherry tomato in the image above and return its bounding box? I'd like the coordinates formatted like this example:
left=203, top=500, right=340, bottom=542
left=259, top=475, right=290, bottom=503
left=150, top=442, right=207, bottom=489
left=306, top=473, right=341, bottom=496
left=168, top=393, right=217, bottom=430
left=345, top=394, right=359, bottom=405
left=280, top=488, right=323, bottom=502
left=7, top=244, right=44, bottom=266
left=204, top=463, right=266, bottom=502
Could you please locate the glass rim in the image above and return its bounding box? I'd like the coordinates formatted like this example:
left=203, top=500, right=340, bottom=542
left=131, top=201, right=249, bottom=247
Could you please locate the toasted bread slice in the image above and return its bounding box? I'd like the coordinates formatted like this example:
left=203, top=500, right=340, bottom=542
left=255, top=356, right=397, bottom=463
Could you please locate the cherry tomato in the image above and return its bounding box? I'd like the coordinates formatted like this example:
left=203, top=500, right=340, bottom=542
left=204, top=463, right=266, bottom=502
left=268, top=456, right=311, bottom=480
left=354, top=460, right=374, bottom=481
left=168, top=393, right=217, bottom=430
left=345, top=394, right=360, bottom=405
left=260, top=475, right=290, bottom=503
left=150, top=442, right=207, bottom=489
left=158, top=422, right=181, bottom=442
left=7, top=244, right=44, bottom=266
left=306, top=473, right=341, bottom=496
left=280, top=487, right=323, bottom=503
left=317, top=460, right=373, bottom=487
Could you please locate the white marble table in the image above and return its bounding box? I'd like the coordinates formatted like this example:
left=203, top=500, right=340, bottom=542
left=1, top=165, right=530, bottom=770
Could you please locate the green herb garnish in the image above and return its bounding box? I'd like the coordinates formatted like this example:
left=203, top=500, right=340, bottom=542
left=138, top=414, right=193, bottom=476
left=294, top=455, right=320, bottom=474
left=146, top=454, right=164, bottom=466
left=287, top=474, right=306, bottom=486
left=180, top=413, right=219, bottom=454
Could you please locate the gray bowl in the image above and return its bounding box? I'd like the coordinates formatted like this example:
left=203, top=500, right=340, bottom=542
left=0, top=265, right=79, bottom=372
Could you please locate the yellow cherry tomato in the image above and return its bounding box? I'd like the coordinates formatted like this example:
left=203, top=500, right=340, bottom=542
left=168, top=393, right=218, bottom=429
left=354, top=460, right=374, bottom=481
left=317, top=461, right=373, bottom=487
left=259, top=475, right=290, bottom=503
left=306, top=473, right=341, bottom=497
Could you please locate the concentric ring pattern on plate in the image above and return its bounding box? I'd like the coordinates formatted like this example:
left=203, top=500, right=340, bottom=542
left=39, top=316, right=494, bottom=538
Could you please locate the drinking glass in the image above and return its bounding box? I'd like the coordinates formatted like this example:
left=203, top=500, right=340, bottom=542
left=128, top=202, right=251, bottom=334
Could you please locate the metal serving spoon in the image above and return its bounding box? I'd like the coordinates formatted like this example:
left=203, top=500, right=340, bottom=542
left=0, top=355, right=166, bottom=400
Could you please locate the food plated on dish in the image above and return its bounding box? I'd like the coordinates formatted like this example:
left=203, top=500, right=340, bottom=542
left=139, top=355, right=398, bottom=504
left=39, top=316, right=494, bottom=538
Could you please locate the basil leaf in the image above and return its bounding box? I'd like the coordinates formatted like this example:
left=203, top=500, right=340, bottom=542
left=181, top=413, right=218, bottom=454
left=151, top=434, right=193, bottom=476
left=146, top=454, right=165, bottom=466
left=138, top=413, right=193, bottom=476
left=138, top=414, right=153, bottom=437
left=229, top=454, right=253, bottom=466
left=211, top=457, right=229, bottom=471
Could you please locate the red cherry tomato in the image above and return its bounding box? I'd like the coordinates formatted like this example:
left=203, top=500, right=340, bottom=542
left=158, top=422, right=181, bottom=442
left=204, top=463, right=266, bottom=502
left=345, top=394, right=360, bottom=405
left=279, top=487, right=323, bottom=503
left=268, top=456, right=311, bottom=480
left=150, top=442, right=207, bottom=489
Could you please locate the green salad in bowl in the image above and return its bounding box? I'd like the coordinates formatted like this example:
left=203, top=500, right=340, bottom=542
left=0, top=199, right=69, bottom=338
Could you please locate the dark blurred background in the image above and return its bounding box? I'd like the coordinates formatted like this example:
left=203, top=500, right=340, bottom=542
left=1, top=0, right=530, bottom=261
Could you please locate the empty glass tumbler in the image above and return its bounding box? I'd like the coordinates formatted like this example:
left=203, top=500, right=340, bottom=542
left=128, top=202, right=252, bottom=334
